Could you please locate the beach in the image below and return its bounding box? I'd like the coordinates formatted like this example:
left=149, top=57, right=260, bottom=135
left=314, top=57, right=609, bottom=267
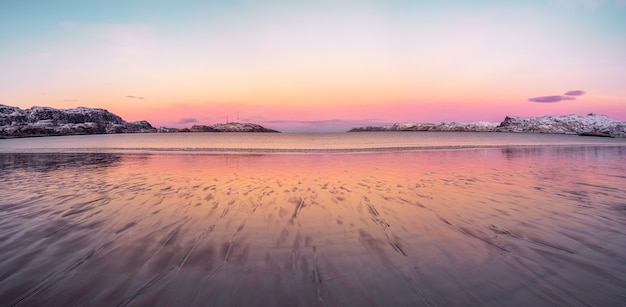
left=1, top=142, right=625, bottom=306
left=3, top=0, right=626, bottom=304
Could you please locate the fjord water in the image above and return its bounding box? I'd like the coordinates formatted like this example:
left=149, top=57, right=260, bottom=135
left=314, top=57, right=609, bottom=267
left=1, top=133, right=625, bottom=306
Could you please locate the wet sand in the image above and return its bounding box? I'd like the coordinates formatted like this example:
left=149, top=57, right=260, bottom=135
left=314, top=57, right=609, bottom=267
left=1, top=147, right=625, bottom=306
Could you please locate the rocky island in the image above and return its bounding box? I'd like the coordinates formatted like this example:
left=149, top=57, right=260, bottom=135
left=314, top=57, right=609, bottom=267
left=349, top=114, right=626, bottom=138
left=178, top=122, right=279, bottom=133
left=0, top=104, right=154, bottom=138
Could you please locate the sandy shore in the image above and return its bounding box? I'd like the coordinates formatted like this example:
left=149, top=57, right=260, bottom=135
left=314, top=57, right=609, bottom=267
left=1, top=147, right=625, bottom=306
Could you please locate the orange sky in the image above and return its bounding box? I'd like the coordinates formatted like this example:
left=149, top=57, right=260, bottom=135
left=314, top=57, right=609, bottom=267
left=1, top=1, right=625, bottom=132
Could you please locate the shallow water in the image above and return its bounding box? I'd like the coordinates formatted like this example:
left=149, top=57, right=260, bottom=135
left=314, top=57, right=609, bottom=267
left=1, top=143, right=625, bottom=306
left=2, top=131, right=626, bottom=153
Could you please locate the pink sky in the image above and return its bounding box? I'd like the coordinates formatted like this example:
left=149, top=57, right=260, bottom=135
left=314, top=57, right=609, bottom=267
left=1, top=1, right=625, bottom=132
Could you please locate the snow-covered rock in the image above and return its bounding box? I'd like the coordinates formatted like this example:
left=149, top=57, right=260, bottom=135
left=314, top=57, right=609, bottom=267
left=0, top=104, right=155, bottom=138
left=348, top=114, right=626, bottom=137
left=348, top=121, right=499, bottom=132
left=189, top=122, right=279, bottom=133
left=496, top=114, right=626, bottom=137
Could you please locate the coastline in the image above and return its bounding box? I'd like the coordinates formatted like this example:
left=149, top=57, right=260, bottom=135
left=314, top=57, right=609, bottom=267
left=1, top=131, right=625, bottom=154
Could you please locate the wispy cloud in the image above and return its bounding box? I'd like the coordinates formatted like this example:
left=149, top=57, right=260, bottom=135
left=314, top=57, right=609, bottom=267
left=529, top=89, right=586, bottom=103
left=177, top=117, right=198, bottom=124
left=528, top=95, right=576, bottom=103
left=564, top=90, right=586, bottom=96
left=126, top=95, right=145, bottom=100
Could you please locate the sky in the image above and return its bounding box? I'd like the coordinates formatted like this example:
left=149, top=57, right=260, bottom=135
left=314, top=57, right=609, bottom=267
left=1, top=0, right=625, bottom=132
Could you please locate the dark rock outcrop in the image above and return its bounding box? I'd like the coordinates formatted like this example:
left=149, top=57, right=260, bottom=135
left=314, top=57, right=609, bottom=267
left=0, top=104, right=155, bottom=138
left=190, top=125, right=217, bottom=132
left=578, top=131, right=614, bottom=138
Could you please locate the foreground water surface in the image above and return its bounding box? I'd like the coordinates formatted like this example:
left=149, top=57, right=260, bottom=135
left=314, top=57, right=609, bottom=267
left=1, top=133, right=626, bottom=306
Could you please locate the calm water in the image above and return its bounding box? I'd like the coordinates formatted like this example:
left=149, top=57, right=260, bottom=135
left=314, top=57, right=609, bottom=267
left=1, top=131, right=626, bottom=152
left=1, top=133, right=626, bottom=306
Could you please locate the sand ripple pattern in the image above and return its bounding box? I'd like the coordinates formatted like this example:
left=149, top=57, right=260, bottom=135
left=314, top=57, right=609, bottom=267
left=1, top=146, right=625, bottom=306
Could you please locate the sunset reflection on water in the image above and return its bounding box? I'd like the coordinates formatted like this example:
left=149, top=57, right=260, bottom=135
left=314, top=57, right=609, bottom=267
left=1, top=146, right=625, bottom=306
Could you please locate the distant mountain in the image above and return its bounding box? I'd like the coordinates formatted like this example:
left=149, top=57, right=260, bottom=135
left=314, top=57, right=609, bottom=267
left=348, top=114, right=626, bottom=137
left=0, top=104, right=154, bottom=138
left=186, top=122, right=279, bottom=133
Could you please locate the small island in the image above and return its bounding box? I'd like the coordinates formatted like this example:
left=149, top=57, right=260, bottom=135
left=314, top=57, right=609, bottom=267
left=174, top=123, right=279, bottom=133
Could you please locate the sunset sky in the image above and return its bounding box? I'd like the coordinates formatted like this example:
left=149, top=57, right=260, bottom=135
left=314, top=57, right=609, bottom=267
left=1, top=0, right=625, bottom=132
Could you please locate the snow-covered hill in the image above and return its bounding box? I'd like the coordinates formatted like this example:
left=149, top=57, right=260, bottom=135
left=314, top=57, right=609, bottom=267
left=495, top=114, right=625, bottom=137
left=188, top=123, right=279, bottom=133
left=348, top=121, right=499, bottom=132
left=349, top=114, right=626, bottom=137
left=0, top=104, right=154, bottom=138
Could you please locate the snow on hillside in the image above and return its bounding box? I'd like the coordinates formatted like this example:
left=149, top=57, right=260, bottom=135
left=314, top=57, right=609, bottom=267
left=349, top=114, right=626, bottom=137
left=189, top=122, right=279, bottom=133
left=0, top=104, right=154, bottom=138
left=496, top=114, right=626, bottom=137
left=349, top=121, right=499, bottom=132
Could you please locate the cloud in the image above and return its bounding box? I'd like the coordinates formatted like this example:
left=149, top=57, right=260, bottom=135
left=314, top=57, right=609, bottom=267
left=529, top=89, right=586, bottom=103
left=177, top=117, right=198, bottom=124
left=126, top=95, right=145, bottom=100
left=528, top=95, right=576, bottom=103
left=564, top=90, right=586, bottom=96
left=64, top=99, right=79, bottom=102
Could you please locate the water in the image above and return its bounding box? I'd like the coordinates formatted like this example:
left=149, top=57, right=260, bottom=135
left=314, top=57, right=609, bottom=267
left=1, top=131, right=625, bottom=152
left=1, top=133, right=625, bottom=306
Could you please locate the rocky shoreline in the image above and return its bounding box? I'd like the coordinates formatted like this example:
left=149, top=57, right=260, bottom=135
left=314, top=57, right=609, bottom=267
left=0, top=104, right=279, bottom=138
left=2, top=104, right=624, bottom=138
left=349, top=114, right=626, bottom=138
left=0, top=104, right=154, bottom=138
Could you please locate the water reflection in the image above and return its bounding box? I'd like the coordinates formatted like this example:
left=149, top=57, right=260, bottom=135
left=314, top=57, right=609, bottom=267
left=0, top=147, right=625, bottom=306
left=0, top=153, right=122, bottom=172
left=502, top=145, right=626, bottom=160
